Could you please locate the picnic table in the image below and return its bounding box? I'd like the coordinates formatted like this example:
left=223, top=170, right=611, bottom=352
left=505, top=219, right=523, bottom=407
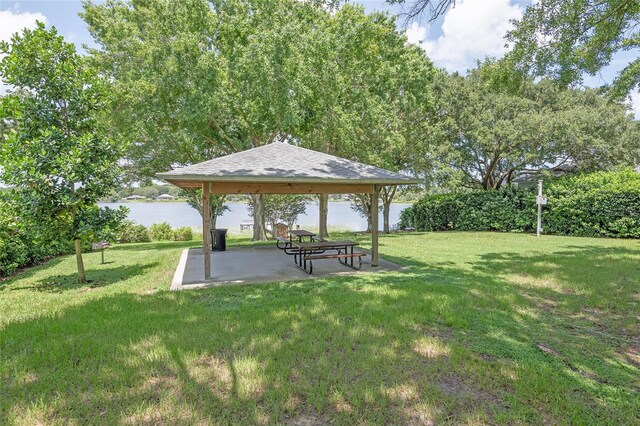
left=239, top=221, right=254, bottom=232
left=289, top=229, right=316, bottom=242
left=275, top=229, right=325, bottom=254
left=292, top=240, right=365, bottom=274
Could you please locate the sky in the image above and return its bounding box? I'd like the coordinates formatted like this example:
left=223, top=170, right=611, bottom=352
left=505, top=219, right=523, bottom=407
left=0, top=0, right=638, bottom=116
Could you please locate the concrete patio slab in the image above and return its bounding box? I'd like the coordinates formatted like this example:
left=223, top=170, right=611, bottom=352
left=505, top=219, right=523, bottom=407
left=170, top=245, right=404, bottom=290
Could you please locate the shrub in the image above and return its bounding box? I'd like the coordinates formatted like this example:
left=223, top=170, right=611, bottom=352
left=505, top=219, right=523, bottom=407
left=543, top=169, right=640, bottom=238
left=173, top=227, right=193, bottom=241
left=402, top=169, right=640, bottom=238
left=115, top=220, right=150, bottom=243
left=148, top=222, right=174, bottom=241
left=0, top=203, right=71, bottom=277
left=0, top=227, right=29, bottom=276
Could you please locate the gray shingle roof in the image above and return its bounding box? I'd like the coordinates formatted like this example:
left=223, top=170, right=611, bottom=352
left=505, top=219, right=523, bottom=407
left=157, top=143, right=419, bottom=185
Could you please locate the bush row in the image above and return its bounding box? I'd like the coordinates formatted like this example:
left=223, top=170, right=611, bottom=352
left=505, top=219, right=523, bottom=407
left=115, top=221, right=193, bottom=243
left=400, top=169, right=640, bottom=238
left=0, top=216, right=194, bottom=277
left=0, top=205, right=71, bottom=276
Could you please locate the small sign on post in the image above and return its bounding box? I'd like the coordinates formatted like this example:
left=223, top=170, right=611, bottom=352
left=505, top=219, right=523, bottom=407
left=536, top=180, right=546, bottom=237
left=91, top=241, right=111, bottom=264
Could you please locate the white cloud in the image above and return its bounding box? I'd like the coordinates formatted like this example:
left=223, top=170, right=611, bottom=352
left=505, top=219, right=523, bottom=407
left=0, top=9, right=47, bottom=93
left=406, top=22, right=427, bottom=45
left=406, top=0, right=523, bottom=73
left=0, top=9, right=46, bottom=44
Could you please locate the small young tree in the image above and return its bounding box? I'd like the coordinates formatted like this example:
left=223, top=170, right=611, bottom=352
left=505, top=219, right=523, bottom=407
left=350, top=194, right=381, bottom=233
left=248, top=195, right=308, bottom=238
left=0, top=23, right=125, bottom=283
left=186, top=190, right=229, bottom=230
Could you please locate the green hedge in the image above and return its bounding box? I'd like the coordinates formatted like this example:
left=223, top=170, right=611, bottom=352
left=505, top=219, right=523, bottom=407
left=1, top=213, right=195, bottom=277
left=115, top=220, right=151, bottom=243
left=0, top=205, right=70, bottom=276
left=400, top=169, right=640, bottom=238
left=115, top=221, right=194, bottom=243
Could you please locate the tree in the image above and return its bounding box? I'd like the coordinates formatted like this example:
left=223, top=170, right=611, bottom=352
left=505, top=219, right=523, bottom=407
left=424, top=61, right=640, bottom=190
left=83, top=1, right=430, bottom=238
left=186, top=192, right=229, bottom=230
left=508, top=0, right=640, bottom=99
left=300, top=6, right=435, bottom=232
left=0, top=23, right=126, bottom=283
left=82, top=0, right=329, bottom=241
left=390, top=0, right=639, bottom=99
left=350, top=194, right=381, bottom=233
left=249, top=195, right=308, bottom=238
left=386, top=0, right=455, bottom=22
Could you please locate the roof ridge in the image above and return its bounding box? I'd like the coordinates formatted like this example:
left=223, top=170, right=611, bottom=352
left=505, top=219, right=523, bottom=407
left=157, top=143, right=420, bottom=185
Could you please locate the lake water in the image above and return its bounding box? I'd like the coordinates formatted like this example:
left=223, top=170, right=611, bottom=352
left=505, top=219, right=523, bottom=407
left=99, top=201, right=412, bottom=232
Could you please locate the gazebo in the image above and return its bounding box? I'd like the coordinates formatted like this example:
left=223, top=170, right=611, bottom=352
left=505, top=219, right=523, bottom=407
left=157, top=143, right=419, bottom=280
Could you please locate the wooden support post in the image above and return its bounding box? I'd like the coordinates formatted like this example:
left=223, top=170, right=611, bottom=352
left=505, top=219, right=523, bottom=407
left=371, top=185, right=379, bottom=267
left=318, top=193, right=328, bottom=239
left=202, top=183, right=212, bottom=279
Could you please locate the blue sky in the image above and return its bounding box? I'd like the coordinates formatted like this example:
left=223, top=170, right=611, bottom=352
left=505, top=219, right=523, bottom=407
left=1, top=0, right=638, bottom=116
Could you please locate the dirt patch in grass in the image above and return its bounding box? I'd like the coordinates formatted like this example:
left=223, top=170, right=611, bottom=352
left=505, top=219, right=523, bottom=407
left=438, top=373, right=505, bottom=415
left=413, top=324, right=453, bottom=340
left=191, top=354, right=233, bottom=400
left=618, top=336, right=640, bottom=369
left=404, top=404, right=437, bottom=426
left=411, top=325, right=453, bottom=359
left=386, top=383, right=419, bottom=402
left=141, top=375, right=180, bottom=395
left=413, top=337, right=450, bottom=359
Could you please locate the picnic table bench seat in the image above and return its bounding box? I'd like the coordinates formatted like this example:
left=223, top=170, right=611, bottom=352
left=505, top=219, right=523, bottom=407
left=303, top=252, right=366, bottom=261
left=275, top=236, right=292, bottom=250
left=293, top=240, right=363, bottom=274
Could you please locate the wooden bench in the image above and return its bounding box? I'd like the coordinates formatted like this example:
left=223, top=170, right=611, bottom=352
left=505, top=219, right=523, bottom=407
left=240, top=221, right=254, bottom=232
left=302, top=251, right=366, bottom=273
left=303, top=253, right=366, bottom=261
left=275, top=236, right=290, bottom=247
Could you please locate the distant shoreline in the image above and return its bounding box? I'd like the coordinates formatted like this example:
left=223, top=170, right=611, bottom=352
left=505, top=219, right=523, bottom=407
left=100, top=199, right=416, bottom=205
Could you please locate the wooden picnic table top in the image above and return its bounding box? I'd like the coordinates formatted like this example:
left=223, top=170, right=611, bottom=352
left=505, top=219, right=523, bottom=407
left=289, top=229, right=316, bottom=237
left=292, top=240, right=359, bottom=250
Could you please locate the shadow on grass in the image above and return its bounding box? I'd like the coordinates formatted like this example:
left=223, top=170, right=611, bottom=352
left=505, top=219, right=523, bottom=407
left=0, top=256, right=68, bottom=290
left=2, top=253, right=638, bottom=424
left=473, top=245, right=640, bottom=299
left=6, top=262, right=160, bottom=293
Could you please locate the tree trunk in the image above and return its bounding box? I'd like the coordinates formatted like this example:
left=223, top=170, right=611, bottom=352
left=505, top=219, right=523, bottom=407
left=251, top=194, right=268, bottom=241
left=380, top=186, right=397, bottom=234
left=186, top=189, right=225, bottom=230
left=70, top=201, right=86, bottom=283
left=383, top=202, right=390, bottom=233
left=75, top=239, right=86, bottom=283
left=318, top=193, right=329, bottom=239
left=353, top=194, right=373, bottom=233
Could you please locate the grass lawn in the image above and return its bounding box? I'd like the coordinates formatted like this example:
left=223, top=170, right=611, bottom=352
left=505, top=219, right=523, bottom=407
left=1, top=232, right=638, bottom=424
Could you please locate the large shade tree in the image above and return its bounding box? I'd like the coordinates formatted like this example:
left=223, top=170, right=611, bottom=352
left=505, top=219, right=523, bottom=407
left=422, top=60, right=640, bottom=190
left=83, top=0, right=433, bottom=238
left=300, top=6, right=436, bottom=233
left=83, top=0, right=337, bottom=240
left=507, top=0, right=640, bottom=99
left=390, top=0, right=639, bottom=100
left=0, top=23, right=126, bottom=283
